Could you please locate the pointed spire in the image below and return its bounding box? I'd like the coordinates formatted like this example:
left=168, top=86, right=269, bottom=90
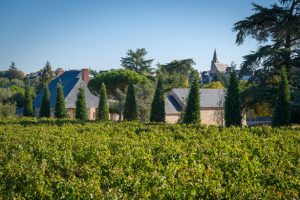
left=213, top=49, right=219, bottom=63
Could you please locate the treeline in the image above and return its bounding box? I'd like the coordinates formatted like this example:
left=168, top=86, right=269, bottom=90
left=1, top=0, right=300, bottom=127
left=0, top=61, right=55, bottom=116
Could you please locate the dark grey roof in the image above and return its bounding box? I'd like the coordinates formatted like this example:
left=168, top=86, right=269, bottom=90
left=33, top=70, right=99, bottom=109
left=65, top=79, right=99, bottom=108
left=165, top=95, right=183, bottom=114
left=166, top=88, right=225, bottom=114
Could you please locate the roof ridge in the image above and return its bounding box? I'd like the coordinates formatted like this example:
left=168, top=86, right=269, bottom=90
left=64, top=78, right=82, bottom=101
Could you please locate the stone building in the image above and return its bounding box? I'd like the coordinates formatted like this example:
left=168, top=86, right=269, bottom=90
left=165, top=88, right=226, bottom=125
left=33, top=69, right=99, bottom=120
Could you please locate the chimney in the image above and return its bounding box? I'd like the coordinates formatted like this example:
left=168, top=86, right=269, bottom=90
left=55, top=68, right=64, bottom=77
left=81, top=68, right=90, bottom=83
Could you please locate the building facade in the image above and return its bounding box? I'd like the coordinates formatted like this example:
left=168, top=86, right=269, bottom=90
left=33, top=69, right=99, bottom=120
left=165, top=88, right=226, bottom=125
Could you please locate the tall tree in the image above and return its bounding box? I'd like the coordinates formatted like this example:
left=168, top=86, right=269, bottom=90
left=40, top=61, right=54, bottom=88
left=233, top=0, right=300, bottom=74
left=39, top=83, right=50, bottom=117
left=75, top=87, right=87, bottom=120
left=158, top=59, right=196, bottom=92
left=150, top=75, right=165, bottom=122
left=183, top=74, right=200, bottom=124
left=98, top=83, right=109, bottom=120
left=159, top=59, right=195, bottom=75
left=123, top=83, right=138, bottom=121
left=23, top=86, right=33, bottom=117
left=88, top=69, right=147, bottom=97
left=8, top=62, right=25, bottom=80
left=88, top=69, right=148, bottom=121
left=225, top=71, right=242, bottom=127
left=55, top=82, right=67, bottom=118
left=121, top=48, right=154, bottom=75
left=272, top=67, right=291, bottom=127
left=233, top=0, right=300, bottom=120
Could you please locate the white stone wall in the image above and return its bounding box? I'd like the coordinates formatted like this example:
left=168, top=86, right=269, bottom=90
left=166, top=108, right=247, bottom=126
left=166, top=108, right=225, bottom=126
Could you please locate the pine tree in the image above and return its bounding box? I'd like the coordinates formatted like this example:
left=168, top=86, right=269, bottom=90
left=183, top=74, right=200, bottom=124
left=55, top=82, right=67, bottom=118
left=98, top=83, right=109, bottom=120
left=224, top=71, right=242, bottom=127
left=150, top=75, right=165, bottom=122
left=75, top=87, right=87, bottom=120
left=39, top=83, right=51, bottom=117
left=39, top=61, right=53, bottom=88
left=23, top=85, right=33, bottom=117
left=123, top=83, right=138, bottom=121
left=272, top=67, right=291, bottom=127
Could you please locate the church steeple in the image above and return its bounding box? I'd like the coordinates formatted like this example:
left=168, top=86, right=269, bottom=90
left=212, top=49, right=219, bottom=63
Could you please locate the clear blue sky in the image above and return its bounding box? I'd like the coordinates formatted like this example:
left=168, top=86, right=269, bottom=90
left=0, top=0, right=276, bottom=73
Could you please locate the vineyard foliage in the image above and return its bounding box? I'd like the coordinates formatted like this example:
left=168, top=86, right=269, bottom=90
left=0, top=117, right=299, bottom=199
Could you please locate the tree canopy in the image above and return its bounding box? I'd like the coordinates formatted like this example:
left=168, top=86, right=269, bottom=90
left=233, top=0, right=300, bottom=74
left=159, top=59, right=195, bottom=75
left=88, top=69, right=148, bottom=98
left=121, top=48, right=154, bottom=75
left=233, top=0, right=300, bottom=121
left=39, top=61, right=54, bottom=88
left=8, top=62, right=25, bottom=80
left=158, top=59, right=196, bottom=92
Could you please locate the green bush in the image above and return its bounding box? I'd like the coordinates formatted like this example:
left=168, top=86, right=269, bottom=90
left=0, top=103, right=16, bottom=116
left=0, top=118, right=299, bottom=199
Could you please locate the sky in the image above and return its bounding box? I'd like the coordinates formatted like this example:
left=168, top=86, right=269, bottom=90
left=0, top=0, right=277, bottom=74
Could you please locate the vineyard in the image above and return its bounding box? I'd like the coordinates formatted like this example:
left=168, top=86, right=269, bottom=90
left=0, top=117, right=299, bottom=199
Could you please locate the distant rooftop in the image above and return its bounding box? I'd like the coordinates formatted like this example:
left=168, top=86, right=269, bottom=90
left=33, top=70, right=99, bottom=109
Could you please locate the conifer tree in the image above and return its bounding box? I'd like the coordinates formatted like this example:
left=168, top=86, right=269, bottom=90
left=224, top=71, right=242, bottom=127
left=98, top=83, right=109, bottom=120
left=23, top=85, right=33, bottom=117
left=39, top=83, right=51, bottom=117
left=150, top=75, right=165, bottom=122
left=183, top=74, right=200, bottom=124
left=123, top=83, right=138, bottom=121
left=272, top=67, right=291, bottom=127
left=39, top=61, right=53, bottom=88
left=75, top=87, right=87, bottom=120
left=55, top=82, right=67, bottom=118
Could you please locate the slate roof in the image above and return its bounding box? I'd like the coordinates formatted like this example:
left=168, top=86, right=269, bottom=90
left=33, top=70, right=99, bottom=109
left=166, top=88, right=225, bottom=114
left=165, top=95, right=183, bottom=114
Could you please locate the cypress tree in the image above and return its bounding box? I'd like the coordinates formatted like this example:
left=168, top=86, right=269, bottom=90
left=23, top=86, right=33, bottom=117
left=75, top=87, right=87, bottom=120
left=39, top=83, right=51, bottom=117
left=123, top=83, right=138, bottom=121
left=183, top=74, right=200, bottom=124
left=272, top=67, right=291, bottom=127
left=150, top=75, right=165, bottom=122
left=98, top=83, right=109, bottom=120
left=224, top=71, right=242, bottom=127
left=55, top=82, right=67, bottom=118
